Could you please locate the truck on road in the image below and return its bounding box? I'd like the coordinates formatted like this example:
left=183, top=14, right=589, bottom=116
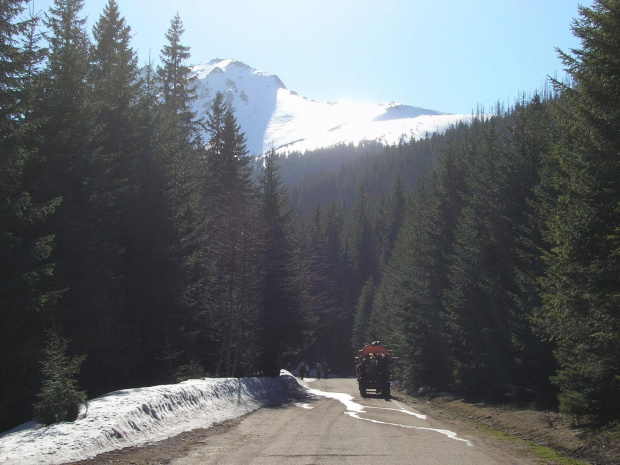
left=355, top=342, right=393, bottom=397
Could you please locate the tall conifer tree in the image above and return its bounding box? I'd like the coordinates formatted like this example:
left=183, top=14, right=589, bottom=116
left=143, top=13, right=206, bottom=382
left=35, top=0, right=101, bottom=370
left=542, top=0, right=620, bottom=420
left=82, top=0, right=141, bottom=392
left=442, top=119, right=519, bottom=396
left=203, top=92, right=257, bottom=376
left=0, top=0, right=61, bottom=431
left=347, top=187, right=377, bottom=299
left=257, top=149, right=309, bottom=376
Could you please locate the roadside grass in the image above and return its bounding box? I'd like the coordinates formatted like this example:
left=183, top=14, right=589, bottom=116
left=396, top=389, right=619, bottom=464
left=479, top=424, right=586, bottom=465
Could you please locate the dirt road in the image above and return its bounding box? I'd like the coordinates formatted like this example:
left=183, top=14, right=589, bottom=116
left=168, top=377, right=527, bottom=465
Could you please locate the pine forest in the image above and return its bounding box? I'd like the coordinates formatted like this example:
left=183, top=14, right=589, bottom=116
left=1, top=0, right=620, bottom=432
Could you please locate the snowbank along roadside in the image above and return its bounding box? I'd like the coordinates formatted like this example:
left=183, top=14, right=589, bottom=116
left=0, top=372, right=305, bottom=465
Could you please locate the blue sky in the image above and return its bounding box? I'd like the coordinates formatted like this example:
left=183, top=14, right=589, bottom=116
left=34, top=0, right=593, bottom=114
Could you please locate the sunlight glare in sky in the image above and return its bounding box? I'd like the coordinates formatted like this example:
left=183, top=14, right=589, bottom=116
left=33, top=0, right=593, bottom=113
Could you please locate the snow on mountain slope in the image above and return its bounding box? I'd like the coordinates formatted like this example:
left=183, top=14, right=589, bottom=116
left=191, top=59, right=472, bottom=156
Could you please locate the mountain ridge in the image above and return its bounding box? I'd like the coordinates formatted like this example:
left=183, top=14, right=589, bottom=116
left=191, top=59, right=472, bottom=156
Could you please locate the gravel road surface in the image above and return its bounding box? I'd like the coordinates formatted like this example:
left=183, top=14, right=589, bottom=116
left=168, top=377, right=526, bottom=465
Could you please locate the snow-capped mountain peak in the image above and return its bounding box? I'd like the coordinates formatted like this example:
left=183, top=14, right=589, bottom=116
left=193, top=58, right=286, bottom=90
left=191, top=59, right=471, bottom=156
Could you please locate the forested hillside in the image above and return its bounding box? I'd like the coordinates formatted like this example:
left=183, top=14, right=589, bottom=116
left=1, top=0, right=619, bottom=433
left=278, top=122, right=481, bottom=218
left=284, top=0, right=620, bottom=424
left=0, top=0, right=311, bottom=431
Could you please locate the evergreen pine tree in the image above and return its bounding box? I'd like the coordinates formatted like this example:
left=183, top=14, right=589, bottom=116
left=508, top=95, right=558, bottom=406
left=347, top=186, right=377, bottom=299
left=91, top=0, right=140, bottom=195
left=79, top=0, right=141, bottom=393
left=373, top=181, right=452, bottom=390
left=0, top=0, right=62, bottom=431
left=300, top=205, right=349, bottom=371
left=33, top=328, right=87, bottom=425
left=257, top=149, right=309, bottom=376
left=442, top=117, right=527, bottom=398
left=34, top=0, right=100, bottom=362
left=202, top=92, right=257, bottom=376
left=143, top=12, right=206, bottom=382
left=204, top=91, right=227, bottom=183
left=352, top=278, right=376, bottom=350
left=122, top=55, right=171, bottom=386
left=541, top=0, right=620, bottom=420
left=379, top=176, right=406, bottom=267
left=158, top=13, right=196, bottom=130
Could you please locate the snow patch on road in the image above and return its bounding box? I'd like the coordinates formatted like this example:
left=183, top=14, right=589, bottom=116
left=294, top=403, right=314, bottom=410
left=308, top=388, right=473, bottom=447
left=346, top=412, right=473, bottom=447
left=307, top=388, right=365, bottom=413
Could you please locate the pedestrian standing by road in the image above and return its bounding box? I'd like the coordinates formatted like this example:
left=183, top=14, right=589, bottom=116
left=316, top=362, right=323, bottom=379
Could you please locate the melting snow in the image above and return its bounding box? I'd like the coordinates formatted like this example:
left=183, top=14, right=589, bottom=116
left=0, top=373, right=304, bottom=465
left=0, top=374, right=472, bottom=465
left=307, top=387, right=473, bottom=447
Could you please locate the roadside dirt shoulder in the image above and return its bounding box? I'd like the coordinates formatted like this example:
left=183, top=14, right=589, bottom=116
left=67, top=418, right=244, bottom=465
left=394, top=389, right=620, bottom=465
